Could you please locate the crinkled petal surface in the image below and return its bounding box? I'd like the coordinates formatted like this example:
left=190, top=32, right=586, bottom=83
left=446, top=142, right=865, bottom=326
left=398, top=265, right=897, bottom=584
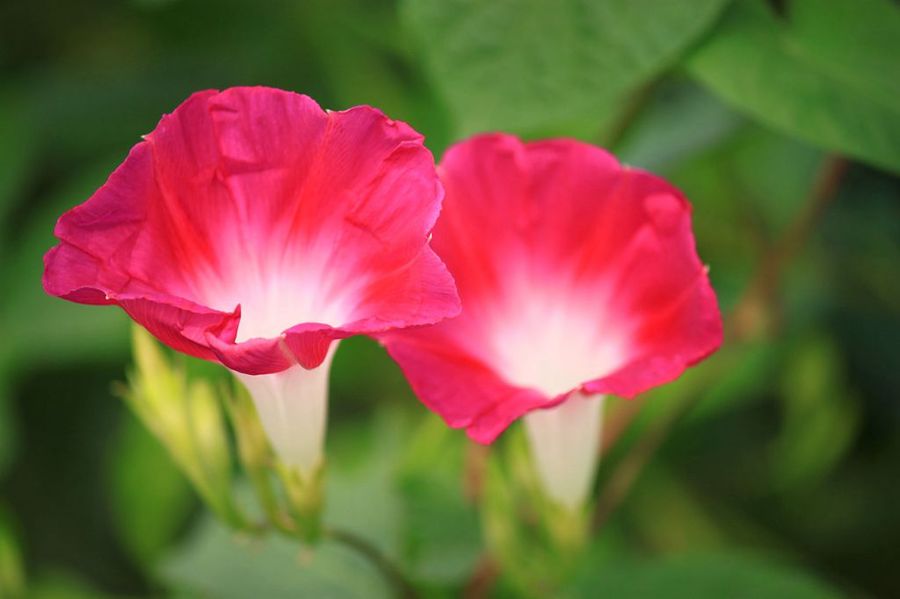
left=44, top=87, right=459, bottom=374
left=382, top=134, right=722, bottom=443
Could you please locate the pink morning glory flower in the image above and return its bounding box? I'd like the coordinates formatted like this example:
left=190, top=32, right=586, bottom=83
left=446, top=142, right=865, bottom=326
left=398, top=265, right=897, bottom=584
left=43, top=86, right=460, bottom=477
left=382, top=134, right=722, bottom=507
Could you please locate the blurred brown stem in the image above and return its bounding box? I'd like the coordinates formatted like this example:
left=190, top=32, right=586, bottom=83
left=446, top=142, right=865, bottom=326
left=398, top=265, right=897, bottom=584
left=464, top=442, right=490, bottom=502
left=592, top=154, right=848, bottom=532
left=601, top=396, right=645, bottom=454
left=463, top=556, right=501, bottom=599
left=731, top=156, right=848, bottom=339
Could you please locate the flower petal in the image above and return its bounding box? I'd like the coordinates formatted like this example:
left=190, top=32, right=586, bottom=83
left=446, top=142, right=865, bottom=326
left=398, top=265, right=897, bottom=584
left=384, top=328, right=550, bottom=443
left=382, top=133, right=722, bottom=442
left=43, top=87, right=459, bottom=374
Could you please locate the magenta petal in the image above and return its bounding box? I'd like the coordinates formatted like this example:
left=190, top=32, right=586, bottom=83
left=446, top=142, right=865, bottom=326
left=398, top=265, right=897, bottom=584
left=43, top=87, right=459, bottom=374
left=384, top=329, right=549, bottom=443
left=43, top=238, right=240, bottom=363
left=382, top=133, right=722, bottom=443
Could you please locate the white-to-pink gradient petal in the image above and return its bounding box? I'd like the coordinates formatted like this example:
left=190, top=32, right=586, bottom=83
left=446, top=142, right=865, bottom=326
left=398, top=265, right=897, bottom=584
left=383, top=133, right=722, bottom=505
left=43, top=87, right=460, bottom=475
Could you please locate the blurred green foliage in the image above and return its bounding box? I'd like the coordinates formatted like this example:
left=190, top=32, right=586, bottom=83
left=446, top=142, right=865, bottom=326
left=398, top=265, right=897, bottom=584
left=108, top=415, right=194, bottom=567
left=688, top=0, right=900, bottom=172
left=0, top=0, right=898, bottom=597
left=562, top=552, right=843, bottom=599
left=403, top=0, right=731, bottom=137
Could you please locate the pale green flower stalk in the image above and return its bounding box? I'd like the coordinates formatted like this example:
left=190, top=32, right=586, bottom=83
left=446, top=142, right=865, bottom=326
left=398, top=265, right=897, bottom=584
left=121, top=325, right=332, bottom=542
left=120, top=326, right=244, bottom=529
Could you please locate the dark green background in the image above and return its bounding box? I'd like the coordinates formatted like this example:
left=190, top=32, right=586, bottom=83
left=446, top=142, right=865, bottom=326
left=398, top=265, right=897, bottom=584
left=0, top=0, right=898, bottom=597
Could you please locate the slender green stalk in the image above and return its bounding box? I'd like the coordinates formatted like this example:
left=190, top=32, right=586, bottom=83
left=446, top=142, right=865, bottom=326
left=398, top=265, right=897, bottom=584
left=324, top=527, right=419, bottom=599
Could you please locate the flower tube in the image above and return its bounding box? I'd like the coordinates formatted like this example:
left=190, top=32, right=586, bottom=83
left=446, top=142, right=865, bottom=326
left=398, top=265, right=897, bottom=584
left=43, top=87, right=459, bottom=479
left=382, top=134, right=722, bottom=508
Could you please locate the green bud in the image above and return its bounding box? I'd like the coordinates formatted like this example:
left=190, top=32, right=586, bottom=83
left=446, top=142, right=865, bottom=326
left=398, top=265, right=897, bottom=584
left=121, top=326, right=247, bottom=530
left=277, top=461, right=326, bottom=543
left=482, top=427, right=590, bottom=596
left=223, top=379, right=327, bottom=541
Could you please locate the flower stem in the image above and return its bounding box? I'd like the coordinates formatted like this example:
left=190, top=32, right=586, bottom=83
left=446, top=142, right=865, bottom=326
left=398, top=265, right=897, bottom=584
left=731, top=156, right=848, bottom=339
left=277, top=463, right=325, bottom=542
left=323, top=527, right=419, bottom=599
left=249, top=467, right=296, bottom=535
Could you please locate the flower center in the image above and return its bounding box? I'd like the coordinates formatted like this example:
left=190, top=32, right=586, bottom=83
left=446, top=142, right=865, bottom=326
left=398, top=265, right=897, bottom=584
left=195, top=248, right=359, bottom=342
left=489, top=286, right=628, bottom=398
left=231, top=277, right=353, bottom=342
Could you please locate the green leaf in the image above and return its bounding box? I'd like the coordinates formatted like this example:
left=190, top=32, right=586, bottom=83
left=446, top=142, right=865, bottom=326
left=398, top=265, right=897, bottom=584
left=397, top=415, right=481, bottom=585
left=323, top=414, right=405, bottom=563
left=403, top=0, right=731, bottom=136
left=291, top=0, right=454, bottom=153
left=616, top=81, right=742, bottom=173
left=564, top=552, right=843, bottom=598
left=687, top=0, right=900, bottom=173
left=327, top=410, right=483, bottom=588
left=107, top=414, right=195, bottom=567
left=161, top=518, right=392, bottom=599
